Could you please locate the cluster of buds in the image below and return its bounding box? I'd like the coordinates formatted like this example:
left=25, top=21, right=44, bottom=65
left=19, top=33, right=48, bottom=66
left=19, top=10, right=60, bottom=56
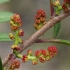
left=62, top=0, right=70, bottom=12
left=52, top=0, right=63, bottom=14
left=34, top=9, right=46, bottom=30
left=62, top=3, right=69, bottom=12
left=64, top=0, right=70, bottom=5
left=9, top=14, right=24, bottom=50
left=21, top=46, right=57, bottom=65
left=53, top=0, right=60, bottom=7
left=35, top=46, right=57, bottom=63
left=10, top=60, right=20, bottom=69
left=10, top=14, right=22, bottom=31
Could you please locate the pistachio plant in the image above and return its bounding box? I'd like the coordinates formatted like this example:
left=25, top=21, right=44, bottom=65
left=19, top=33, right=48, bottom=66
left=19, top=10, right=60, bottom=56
left=0, top=0, right=70, bottom=70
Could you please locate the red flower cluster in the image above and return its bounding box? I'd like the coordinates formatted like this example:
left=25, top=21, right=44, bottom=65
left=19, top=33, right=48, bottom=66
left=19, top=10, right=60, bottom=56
left=21, top=46, right=57, bottom=65
left=10, top=14, right=22, bottom=31
left=36, top=9, right=46, bottom=22
left=62, top=3, right=69, bottom=12
left=48, top=46, right=57, bottom=57
left=11, top=14, right=22, bottom=26
left=64, top=0, right=70, bottom=5
left=35, top=46, right=57, bottom=63
left=9, top=33, right=14, bottom=40
left=34, top=9, right=46, bottom=30
left=10, top=60, right=20, bottom=69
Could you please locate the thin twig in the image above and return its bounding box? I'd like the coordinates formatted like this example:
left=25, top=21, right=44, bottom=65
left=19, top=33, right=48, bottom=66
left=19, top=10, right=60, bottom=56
left=2, top=9, right=70, bottom=68
left=35, top=39, right=70, bottom=45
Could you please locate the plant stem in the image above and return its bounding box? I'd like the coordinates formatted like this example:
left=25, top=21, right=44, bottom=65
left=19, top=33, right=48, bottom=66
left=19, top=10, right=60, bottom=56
left=35, top=39, right=70, bottom=45
left=28, top=55, right=37, bottom=60
left=14, top=30, right=19, bottom=45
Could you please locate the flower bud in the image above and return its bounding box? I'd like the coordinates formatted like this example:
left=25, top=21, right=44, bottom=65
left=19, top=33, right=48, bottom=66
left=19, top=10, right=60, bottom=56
left=9, top=33, right=14, bottom=40
left=10, top=60, right=20, bottom=69
left=11, top=45, right=20, bottom=50
left=47, top=46, right=57, bottom=54
left=22, top=55, right=28, bottom=63
left=32, top=59, right=38, bottom=65
left=39, top=57, right=46, bottom=63
left=18, top=29, right=24, bottom=36
left=27, top=50, right=33, bottom=56
left=10, top=21, right=14, bottom=26
left=11, top=25, right=19, bottom=31
left=35, top=50, right=42, bottom=58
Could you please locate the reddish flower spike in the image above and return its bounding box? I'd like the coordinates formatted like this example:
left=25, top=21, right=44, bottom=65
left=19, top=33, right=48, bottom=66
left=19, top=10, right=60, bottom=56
left=47, top=46, right=57, bottom=54
left=11, top=60, right=20, bottom=69
left=11, top=14, right=22, bottom=27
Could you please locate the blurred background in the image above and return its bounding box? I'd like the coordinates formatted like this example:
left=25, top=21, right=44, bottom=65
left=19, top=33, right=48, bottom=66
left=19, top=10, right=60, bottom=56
left=0, top=0, right=70, bottom=70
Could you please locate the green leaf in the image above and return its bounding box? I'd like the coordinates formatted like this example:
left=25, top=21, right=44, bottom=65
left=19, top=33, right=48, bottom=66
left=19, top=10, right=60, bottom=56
left=54, top=21, right=61, bottom=38
left=0, top=12, right=14, bottom=22
left=0, top=0, right=10, bottom=4
left=0, top=33, right=12, bottom=41
left=0, top=57, right=3, bottom=70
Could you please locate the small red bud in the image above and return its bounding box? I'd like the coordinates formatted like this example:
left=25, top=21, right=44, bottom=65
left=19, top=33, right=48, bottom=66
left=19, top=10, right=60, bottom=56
left=32, top=60, right=38, bottom=65
left=27, top=50, right=33, bottom=56
left=11, top=45, right=20, bottom=50
left=22, top=55, right=28, bottom=63
left=35, top=50, right=42, bottom=58
left=39, top=57, right=46, bottom=63
left=18, top=29, right=24, bottom=36
left=47, top=46, right=57, bottom=54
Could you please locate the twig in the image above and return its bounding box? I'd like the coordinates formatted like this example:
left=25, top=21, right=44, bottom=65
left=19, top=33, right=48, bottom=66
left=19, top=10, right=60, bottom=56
left=2, top=9, right=70, bottom=68
left=35, top=39, right=70, bottom=45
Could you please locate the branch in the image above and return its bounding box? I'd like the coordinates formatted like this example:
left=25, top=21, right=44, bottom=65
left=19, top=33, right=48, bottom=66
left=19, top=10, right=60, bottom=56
left=2, top=9, right=70, bottom=68
left=35, top=39, right=70, bottom=45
